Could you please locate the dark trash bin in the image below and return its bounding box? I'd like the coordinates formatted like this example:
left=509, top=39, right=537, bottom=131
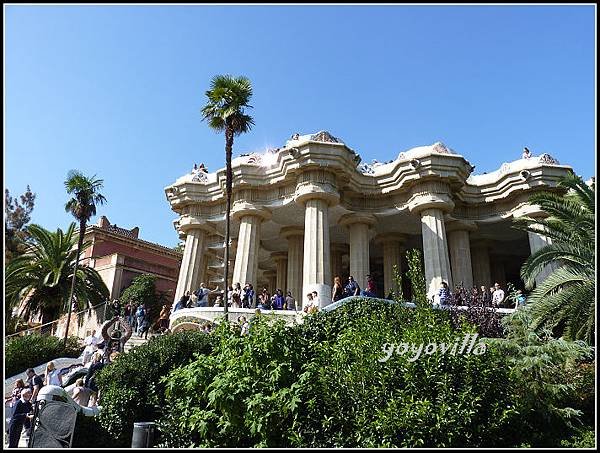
left=131, top=421, right=155, bottom=448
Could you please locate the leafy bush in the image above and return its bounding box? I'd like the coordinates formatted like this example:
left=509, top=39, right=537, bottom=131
left=486, top=306, right=594, bottom=446
left=5, top=334, right=82, bottom=377
left=119, top=274, right=163, bottom=324
left=72, top=412, right=119, bottom=448
left=158, top=298, right=515, bottom=447
left=92, top=331, right=213, bottom=447
left=559, top=428, right=596, bottom=448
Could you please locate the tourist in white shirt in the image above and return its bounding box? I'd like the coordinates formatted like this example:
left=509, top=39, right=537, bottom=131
left=492, top=283, right=505, bottom=307
left=44, top=361, right=62, bottom=387
left=82, top=329, right=99, bottom=365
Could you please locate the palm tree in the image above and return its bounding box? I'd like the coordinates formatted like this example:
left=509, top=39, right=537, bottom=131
left=201, top=75, right=254, bottom=320
left=514, top=173, right=595, bottom=344
left=6, top=223, right=109, bottom=331
left=64, top=170, right=107, bottom=345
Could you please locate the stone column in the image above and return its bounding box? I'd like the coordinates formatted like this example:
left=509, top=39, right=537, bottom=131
left=231, top=203, right=271, bottom=291
left=527, top=226, right=558, bottom=285
left=514, top=205, right=558, bottom=286
left=295, top=170, right=340, bottom=308
left=330, top=243, right=348, bottom=281
left=339, top=214, right=377, bottom=292
left=490, top=258, right=507, bottom=287
left=173, top=216, right=213, bottom=303
left=471, top=241, right=492, bottom=289
left=408, top=184, right=454, bottom=299
left=446, top=220, right=477, bottom=290
left=272, top=251, right=288, bottom=292
left=281, top=227, right=304, bottom=302
left=264, top=270, right=277, bottom=293
left=375, top=233, right=407, bottom=297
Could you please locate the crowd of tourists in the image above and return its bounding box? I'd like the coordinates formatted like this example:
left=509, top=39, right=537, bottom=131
left=5, top=354, right=108, bottom=448
left=169, top=273, right=524, bottom=317
left=436, top=281, right=526, bottom=308
left=171, top=273, right=382, bottom=314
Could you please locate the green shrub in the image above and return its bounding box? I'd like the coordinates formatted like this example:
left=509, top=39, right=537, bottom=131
left=93, top=331, right=213, bottom=447
left=487, top=306, right=594, bottom=447
left=559, top=428, right=596, bottom=448
left=72, top=412, right=119, bottom=448
left=5, top=334, right=82, bottom=377
left=158, top=298, right=515, bottom=447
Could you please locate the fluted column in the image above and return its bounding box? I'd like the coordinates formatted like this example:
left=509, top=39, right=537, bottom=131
left=295, top=170, right=339, bottom=308
left=339, top=214, right=377, bottom=291
left=408, top=185, right=454, bottom=299
left=375, top=233, right=407, bottom=297
left=471, top=241, right=492, bottom=289
left=231, top=203, right=271, bottom=290
left=272, top=251, right=288, bottom=292
left=330, top=243, right=348, bottom=281
left=173, top=216, right=213, bottom=303
left=528, top=225, right=558, bottom=285
left=303, top=198, right=332, bottom=306
left=281, top=227, right=304, bottom=301
left=446, top=220, right=476, bottom=290
left=514, top=205, right=558, bottom=286
left=264, top=270, right=277, bottom=293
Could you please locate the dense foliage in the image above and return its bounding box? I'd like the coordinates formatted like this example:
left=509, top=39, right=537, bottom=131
left=487, top=306, right=595, bottom=447
left=119, top=274, right=165, bottom=324
left=514, top=173, right=595, bottom=344
left=4, top=185, right=36, bottom=263
left=5, top=223, right=109, bottom=328
left=157, top=299, right=516, bottom=448
left=5, top=334, right=82, bottom=377
left=90, top=331, right=213, bottom=447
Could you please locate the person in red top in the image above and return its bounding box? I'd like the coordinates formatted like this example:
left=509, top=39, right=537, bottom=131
left=362, top=274, right=377, bottom=297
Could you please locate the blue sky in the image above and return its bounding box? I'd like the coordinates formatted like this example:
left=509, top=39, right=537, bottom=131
left=5, top=5, right=596, bottom=248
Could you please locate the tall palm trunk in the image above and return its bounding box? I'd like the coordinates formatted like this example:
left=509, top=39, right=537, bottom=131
left=63, top=218, right=86, bottom=345
left=223, top=126, right=234, bottom=321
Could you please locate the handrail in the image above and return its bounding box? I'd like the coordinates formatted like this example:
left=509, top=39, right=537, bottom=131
left=5, top=301, right=110, bottom=339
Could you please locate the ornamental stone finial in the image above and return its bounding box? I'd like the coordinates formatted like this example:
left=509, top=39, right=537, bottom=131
left=310, top=131, right=342, bottom=143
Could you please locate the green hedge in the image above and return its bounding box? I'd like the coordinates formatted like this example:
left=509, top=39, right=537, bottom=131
left=86, top=330, right=213, bottom=447
left=5, top=334, right=83, bottom=377
left=157, top=298, right=515, bottom=448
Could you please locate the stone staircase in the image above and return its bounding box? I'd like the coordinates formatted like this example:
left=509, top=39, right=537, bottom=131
left=123, top=334, right=157, bottom=353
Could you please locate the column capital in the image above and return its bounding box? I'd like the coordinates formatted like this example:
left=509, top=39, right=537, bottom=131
left=178, top=215, right=215, bottom=234
left=338, top=213, right=377, bottom=228
left=294, top=183, right=340, bottom=207
left=512, top=203, right=548, bottom=220
left=280, top=226, right=304, bottom=239
left=231, top=202, right=272, bottom=222
left=271, top=251, right=288, bottom=262
left=374, top=232, right=408, bottom=245
left=407, top=181, right=454, bottom=214
left=408, top=193, right=455, bottom=215
left=445, top=219, right=477, bottom=233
